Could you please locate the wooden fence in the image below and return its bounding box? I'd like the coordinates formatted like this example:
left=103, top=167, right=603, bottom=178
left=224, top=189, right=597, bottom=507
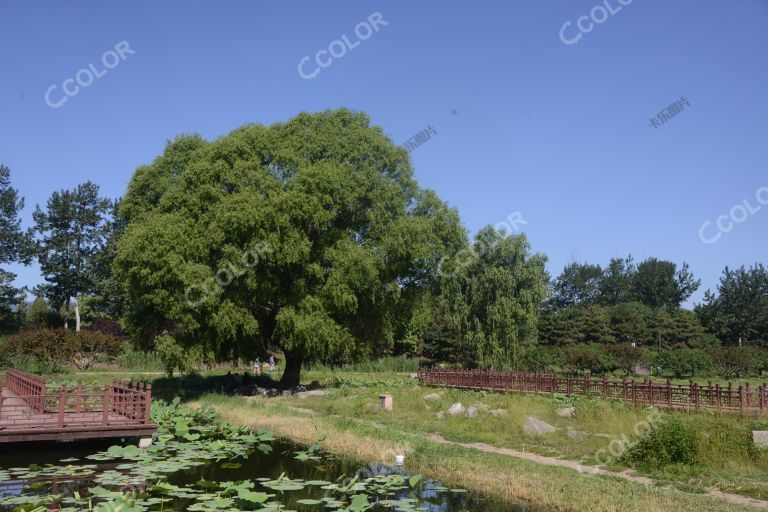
left=0, top=369, right=153, bottom=430
left=417, top=368, right=768, bottom=416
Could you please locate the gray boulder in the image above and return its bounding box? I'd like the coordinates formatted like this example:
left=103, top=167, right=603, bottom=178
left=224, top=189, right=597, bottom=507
left=489, top=409, right=508, bottom=417
left=753, top=431, right=768, bottom=449
left=423, top=392, right=443, bottom=401
left=567, top=428, right=589, bottom=440
left=447, top=403, right=465, bottom=416
left=465, top=405, right=479, bottom=418
left=524, top=416, right=556, bottom=436
left=436, top=411, right=446, bottom=420
left=295, top=390, right=327, bottom=399
left=556, top=407, right=576, bottom=417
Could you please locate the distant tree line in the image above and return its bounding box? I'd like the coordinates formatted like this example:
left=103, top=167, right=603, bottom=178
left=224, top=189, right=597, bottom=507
left=0, top=110, right=766, bottom=382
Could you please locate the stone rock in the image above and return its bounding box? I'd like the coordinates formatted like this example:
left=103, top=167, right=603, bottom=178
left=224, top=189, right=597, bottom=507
left=423, top=392, right=443, bottom=401
left=753, top=431, right=768, bottom=449
left=472, top=403, right=489, bottom=412
left=524, top=416, right=556, bottom=436
left=447, top=402, right=465, bottom=416
left=282, top=390, right=293, bottom=397
left=567, top=428, right=589, bottom=440
left=557, top=407, right=576, bottom=417
left=409, top=373, right=418, bottom=379
left=465, top=405, right=479, bottom=418
left=436, top=411, right=446, bottom=420
left=295, top=390, right=327, bottom=399
left=489, top=409, right=508, bottom=417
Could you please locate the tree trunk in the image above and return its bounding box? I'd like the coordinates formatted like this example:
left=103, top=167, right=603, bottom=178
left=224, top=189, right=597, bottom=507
left=74, top=298, right=81, bottom=333
left=278, top=352, right=304, bottom=389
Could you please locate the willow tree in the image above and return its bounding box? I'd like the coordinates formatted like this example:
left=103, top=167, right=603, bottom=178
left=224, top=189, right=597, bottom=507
left=439, top=226, right=548, bottom=369
left=114, top=109, right=464, bottom=387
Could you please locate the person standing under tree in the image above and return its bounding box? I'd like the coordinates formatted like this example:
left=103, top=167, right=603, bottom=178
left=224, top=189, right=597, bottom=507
left=268, top=355, right=276, bottom=372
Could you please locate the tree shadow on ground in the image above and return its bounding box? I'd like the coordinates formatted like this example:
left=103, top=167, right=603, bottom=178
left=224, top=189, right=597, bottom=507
left=149, top=372, right=282, bottom=403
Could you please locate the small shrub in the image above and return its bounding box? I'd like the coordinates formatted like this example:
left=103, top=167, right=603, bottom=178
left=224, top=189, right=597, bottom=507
left=622, top=417, right=698, bottom=470
left=0, top=329, right=122, bottom=372
left=116, top=349, right=164, bottom=372
left=154, top=333, right=206, bottom=376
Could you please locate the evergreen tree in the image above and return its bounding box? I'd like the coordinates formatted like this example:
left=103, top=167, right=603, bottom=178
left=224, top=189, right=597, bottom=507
left=0, top=164, right=33, bottom=331
left=33, top=182, right=113, bottom=331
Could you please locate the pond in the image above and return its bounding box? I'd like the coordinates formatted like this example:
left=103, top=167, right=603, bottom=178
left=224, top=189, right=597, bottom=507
left=0, top=400, right=526, bottom=512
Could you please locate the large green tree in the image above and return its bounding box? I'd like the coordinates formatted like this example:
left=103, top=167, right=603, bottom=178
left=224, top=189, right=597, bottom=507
left=114, top=110, right=464, bottom=387
left=33, top=182, right=113, bottom=331
left=598, top=255, right=635, bottom=306
left=632, top=258, right=700, bottom=310
left=0, top=164, right=33, bottom=329
left=551, top=262, right=603, bottom=308
left=439, top=226, right=548, bottom=369
left=697, top=264, right=768, bottom=345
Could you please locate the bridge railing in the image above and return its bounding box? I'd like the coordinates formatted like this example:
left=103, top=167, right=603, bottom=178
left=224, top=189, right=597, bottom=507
left=1, top=369, right=152, bottom=430
left=417, top=368, right=768, bottom=416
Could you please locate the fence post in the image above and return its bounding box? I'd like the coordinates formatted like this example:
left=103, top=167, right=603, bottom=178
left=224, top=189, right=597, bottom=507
left=746, top=383, right=752, bottom=413
left=145, top=383, right=152, bottom=423
left=728, top=382, right=733, bottom=408
left=603, top=375, right=609, bottom=396
left=102, top=385, right=111, bottom=426
left=57, top=390, right=65, bottom=427
left=760, top=385, right=765, bottom=415
left=40, top=380, right=47, bottom=414
left=75, top=381, right=83, bottom=413
left=622, top=376, right=627, bottom=401
left=739, top=385, right=745, bottom=416
left=716, top=383, right=721, bottom=412
left=666, top=379, right=672, bottom=407
left=648, top=379, right=654, bottom=406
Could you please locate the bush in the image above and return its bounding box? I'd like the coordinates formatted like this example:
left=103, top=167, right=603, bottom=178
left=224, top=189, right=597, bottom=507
left=709, top=346, right=767, bottom=378
left=154, top=333, right=206, bottom=376
left=116, top=348, right=164, bottom=372
left=521, top=345, right=563, bottom=372
left=1, top=329, right=122, bottom=372
left=306, top=355, right=420, bottom=373
left=562, top=344, right=616, bottom=374
left=653, top=349, right=713, bottom=378
left=622, top=417, right=698, bottom=470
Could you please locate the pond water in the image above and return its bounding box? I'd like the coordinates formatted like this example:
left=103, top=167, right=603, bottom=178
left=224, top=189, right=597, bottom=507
left=1, top=429, right=527, bottom=511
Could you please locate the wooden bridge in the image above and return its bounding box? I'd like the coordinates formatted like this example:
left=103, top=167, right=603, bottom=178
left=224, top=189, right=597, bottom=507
left=0, top=369, right=157, bottom=443
left=418, top=368, right=768, bottom=416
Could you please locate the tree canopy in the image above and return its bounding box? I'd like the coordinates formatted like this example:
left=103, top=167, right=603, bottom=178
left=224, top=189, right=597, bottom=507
left=33, top=181, right=113, bottom=329
left=0, top=164, right=32, bottom=330
left=438, top=226, right=548, bottom=369
left=114, top=109, right=465, bottom=386
left=697, top=264, right=768, bottom=345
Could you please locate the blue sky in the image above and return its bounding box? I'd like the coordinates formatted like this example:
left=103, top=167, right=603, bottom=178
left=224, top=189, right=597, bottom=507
left=1, top=0, right=767, bottom=306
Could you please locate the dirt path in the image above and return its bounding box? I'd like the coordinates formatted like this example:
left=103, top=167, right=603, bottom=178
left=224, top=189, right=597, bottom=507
left=428, top=433, right=768, bottom=510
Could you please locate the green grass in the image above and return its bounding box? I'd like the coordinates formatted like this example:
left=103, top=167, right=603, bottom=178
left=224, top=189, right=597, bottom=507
left=292, top=370, right=768, bottom=500
left=304, top=355, right=420, bottom=373
left=199, top=392, right=762, bottom=512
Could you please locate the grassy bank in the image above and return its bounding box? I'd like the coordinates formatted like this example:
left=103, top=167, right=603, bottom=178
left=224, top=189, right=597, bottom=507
left=180, top=366, right=768, bottom=511
left=196, top=392, right=761, bottom=512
